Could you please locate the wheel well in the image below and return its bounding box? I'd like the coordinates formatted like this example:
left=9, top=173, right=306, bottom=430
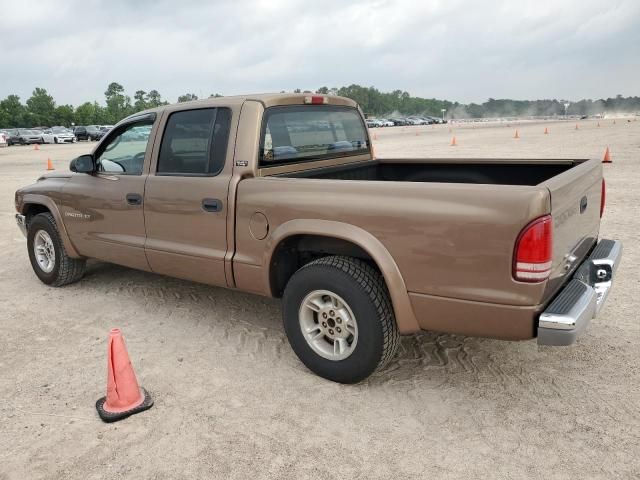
left=270, top=235, right=380, bottom=297
left=23, top=203, right=51, bottom=227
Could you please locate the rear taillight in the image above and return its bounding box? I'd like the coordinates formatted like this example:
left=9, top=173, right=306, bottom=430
left=513, top=215, right=553, bottom=282
left=600, top=178, right=606, bottom=218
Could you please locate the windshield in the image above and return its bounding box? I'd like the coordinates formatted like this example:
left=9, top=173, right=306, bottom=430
left=260, top=105, right=369, bottom=167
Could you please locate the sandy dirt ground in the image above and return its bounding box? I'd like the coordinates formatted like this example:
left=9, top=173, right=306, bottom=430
left=0, top=119, right=638, bottom=479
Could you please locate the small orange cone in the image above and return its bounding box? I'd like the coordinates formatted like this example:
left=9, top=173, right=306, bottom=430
left=602, top=146, right=612, bottom=164
left=575, top=124, right=579, bottom=130
left=34, top=143, right=40, bottom=150
left=46, top=158, right=54, bottom=170
left=514, top=130, right=520, bottom=139
left=96, top=328, right=153, bottom=422
left=544, top=127, right=549, bottom=134
left=450, top=136, right=457, bottom=146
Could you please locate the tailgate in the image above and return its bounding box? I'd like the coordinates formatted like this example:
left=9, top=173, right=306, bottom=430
left=541, top=159, right=602, bottom=301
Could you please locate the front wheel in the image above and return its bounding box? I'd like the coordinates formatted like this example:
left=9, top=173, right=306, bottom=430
left=27, top=213, right=86, bottom=286
left=283, top=256, right=399, bottom=383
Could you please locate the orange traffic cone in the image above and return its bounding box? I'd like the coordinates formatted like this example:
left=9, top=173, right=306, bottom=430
left=96, top=328, right=153, bottom=422
left=544, top=127, right=549, bottom=134
left=514, top=130, right=520, bottom=139
left=602, top=146, right=612, bottom=164
left=34, top=143, right=40, bottom=150
left=450, top=136, right=457, bottom=146
left=46, top=158, right=54, bottom=170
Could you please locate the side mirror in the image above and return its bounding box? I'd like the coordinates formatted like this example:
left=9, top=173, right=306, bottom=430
left=70, top=154, right=95, bottom=173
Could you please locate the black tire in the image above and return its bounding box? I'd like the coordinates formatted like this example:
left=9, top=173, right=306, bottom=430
left=27, top=212, right=86, bottom=286
left=54, top=137, right=58, bottom=144
left=283, top=256, right=399, bottom=383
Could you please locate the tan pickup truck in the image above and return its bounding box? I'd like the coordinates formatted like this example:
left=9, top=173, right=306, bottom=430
left=15, top=93, right=622, bottom=383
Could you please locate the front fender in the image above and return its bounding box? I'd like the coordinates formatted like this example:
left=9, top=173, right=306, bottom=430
left=266, top=219, right=420, bottom=334
left=20, top=194, right=81, bottom=258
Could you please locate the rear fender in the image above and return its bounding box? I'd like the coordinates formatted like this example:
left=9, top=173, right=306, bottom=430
left=266, top=219, right=420, bottom=334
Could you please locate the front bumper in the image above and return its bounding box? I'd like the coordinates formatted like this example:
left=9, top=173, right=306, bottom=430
left=537, top=239, right=622, bottom=346
left=16, top=214, right=27, bottom=237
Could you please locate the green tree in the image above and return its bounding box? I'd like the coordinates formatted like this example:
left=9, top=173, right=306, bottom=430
left=104, top=82, right=131, bottom=123
left=74, top=102, right=96, bottom=125
left=0, top=95, right=27, bottom=127
left=177, top=93, right=198, bottom=103
left=146, top=90, right=165, bottom=108
left=133, top=90, right=148, bottom=111
left=26, top=88, right=56, bottom=126
left=53, top=105, right=75, bottom=126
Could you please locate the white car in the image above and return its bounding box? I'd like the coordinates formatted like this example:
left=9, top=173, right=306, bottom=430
left=41, top=127, right=76, bottom=144
left=379, top=119, right=394, bottom=127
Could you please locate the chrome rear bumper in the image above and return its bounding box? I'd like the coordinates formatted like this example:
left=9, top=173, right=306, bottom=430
left=538, top=239, right=622, bottom=346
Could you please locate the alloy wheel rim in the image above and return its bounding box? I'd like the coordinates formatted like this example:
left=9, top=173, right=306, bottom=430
left=298, top=290, right=358, bottom=361
left=34, top=230, right=55, bottom=273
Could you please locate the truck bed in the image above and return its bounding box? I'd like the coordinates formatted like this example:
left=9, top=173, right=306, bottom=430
left=280, top=158, right=578, bottom=186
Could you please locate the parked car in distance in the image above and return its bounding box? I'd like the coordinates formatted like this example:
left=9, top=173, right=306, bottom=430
left=14, top=93, right=621, bottom=384
left=41, top=127, right=76, bottom=144
left=74, top=125, right=104, bottom=141
left=389, top=118, right=410, bottom=126
left=73, top=126, right=89, bottom=141
left=10, top=129, right=43, bottom=145
left=0, top=131, right=7, bottom=147
left=378, top=119, right=394, bottom=127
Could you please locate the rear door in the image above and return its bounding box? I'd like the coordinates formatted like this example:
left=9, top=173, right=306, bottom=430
left=143, top=106, right=234, bottom=287
left=542, top=159, right=602, bottom=298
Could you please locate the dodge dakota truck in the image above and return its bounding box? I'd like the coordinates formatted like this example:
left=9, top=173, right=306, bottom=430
left=15, top=93, right=622, bottom=383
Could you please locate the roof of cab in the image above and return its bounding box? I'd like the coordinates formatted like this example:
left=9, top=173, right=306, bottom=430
left=132, top=93, right=358, bottom=118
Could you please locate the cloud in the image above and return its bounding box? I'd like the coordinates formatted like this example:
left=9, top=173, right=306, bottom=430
left=0, top=0, right=638, bottom=105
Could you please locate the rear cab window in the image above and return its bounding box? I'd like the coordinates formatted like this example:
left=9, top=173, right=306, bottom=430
left=157, top=108, right=231, bottom=176
left=259, top=106, right=370, bottom=167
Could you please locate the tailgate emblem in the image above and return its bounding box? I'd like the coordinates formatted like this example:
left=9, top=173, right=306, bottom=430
left=580, top=196, right=588, bottom=214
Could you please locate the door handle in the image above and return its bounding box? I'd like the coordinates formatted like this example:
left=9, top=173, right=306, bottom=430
left=202, top=198, right=222, bottom=212
left=126, top=193, right=143, bottom=206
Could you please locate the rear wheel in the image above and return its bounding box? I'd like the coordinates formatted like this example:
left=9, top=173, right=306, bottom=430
left=27, top=213, right=86, bottom=286
left=283, top=256, right=399, bottom=383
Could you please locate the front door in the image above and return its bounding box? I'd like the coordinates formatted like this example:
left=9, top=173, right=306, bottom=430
left=143, top=106, right=233, bottom=287
left=61, top=115, right=158, bottom=271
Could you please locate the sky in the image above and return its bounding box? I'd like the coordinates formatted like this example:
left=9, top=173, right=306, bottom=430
left=1, top=0, right=639, bottom=106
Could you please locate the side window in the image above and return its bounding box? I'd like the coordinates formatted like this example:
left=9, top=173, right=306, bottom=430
left=95, top=121, right=153, bottom=175
left=157, top=108, right=231, bottom=176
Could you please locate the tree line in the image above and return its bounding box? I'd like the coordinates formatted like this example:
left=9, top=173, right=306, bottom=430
left=1, top=82, right=638, bottom=128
